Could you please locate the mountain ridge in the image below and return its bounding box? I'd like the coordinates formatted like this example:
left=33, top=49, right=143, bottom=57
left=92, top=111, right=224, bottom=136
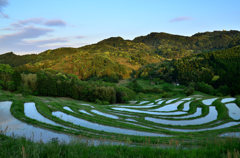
left=1, top=30, right=240, bottom=80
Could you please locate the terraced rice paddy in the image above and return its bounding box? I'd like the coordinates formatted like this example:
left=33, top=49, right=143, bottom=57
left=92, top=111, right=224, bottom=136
left=0, top=101, right=75, bottom=143
left=0, top=94, right=240, bottom=145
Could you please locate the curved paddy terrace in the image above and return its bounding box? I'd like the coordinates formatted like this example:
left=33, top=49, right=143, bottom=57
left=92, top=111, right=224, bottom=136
left=0, top=92, right=240, bottom=145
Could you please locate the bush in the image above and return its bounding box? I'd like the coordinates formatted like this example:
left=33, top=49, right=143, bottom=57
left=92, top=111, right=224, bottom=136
left=21, top=73, right=37, bottom=91
left=162, top=92, right=172, bottom=98
left=162, top=85, right=171, bottom=92
left=217, top=85, right=230, bottom=96
left=236, top=96, right=240, bottom=107
left=19, top=86, right=33, bottom=96
left=195, top=82, right=216, bottom=95
left=0, top=80, right=3, bottom=89
left=0, top=64, right=14, bottom=90
left=184, top=86, right=194, bottom=96
left=12, top=71, right=21, bottom=90
left=152, top=79, right=164, bottom=85
left=216, top=92, right=223, bottom=97
left=143, top=87, right=164, bottom=93
left=92, top=86, right=116, bottom=104
left=6, top=81, right=15, bottom=91
left=115, top=86, right=136, bottom=103
left=87, top=75, right=120, bottom=83
left=127, top=80, right=143, bottom=92
left=95, top=99, right=110, bottom=105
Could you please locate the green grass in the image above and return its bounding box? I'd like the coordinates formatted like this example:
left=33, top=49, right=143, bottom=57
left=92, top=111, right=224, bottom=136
left=126, top=79, right=214, bottom=103
left=0, top=134, right=240, bottom=158
left=236, top=96, right=240, bottom=107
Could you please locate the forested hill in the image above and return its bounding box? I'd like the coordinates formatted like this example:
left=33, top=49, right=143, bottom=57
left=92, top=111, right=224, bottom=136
left=133, top=30, right=240, bottom=58
left=0, top=30, right=240, bottom=80
left=0, top=37, right=162, bottom=80
left=0, top=48, right=80, bottom=67
left=137, top=46, right=240, bottom=95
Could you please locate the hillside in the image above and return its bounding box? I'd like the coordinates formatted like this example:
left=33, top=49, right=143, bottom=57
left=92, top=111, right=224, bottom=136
left=0, top=37, right=163, bottom=80
left=137, top=46, right=240, bottom=95
left=0, top=30, right=240, bottom=80
left=133, top=30, right=240, bottom=58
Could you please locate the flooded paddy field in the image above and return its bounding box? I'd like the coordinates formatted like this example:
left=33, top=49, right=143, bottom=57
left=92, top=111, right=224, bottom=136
left=0, top=91, right=240, bottom=146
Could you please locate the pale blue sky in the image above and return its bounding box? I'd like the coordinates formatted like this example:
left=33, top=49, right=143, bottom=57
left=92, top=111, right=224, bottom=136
left=0, top=0, right=239, bottom=54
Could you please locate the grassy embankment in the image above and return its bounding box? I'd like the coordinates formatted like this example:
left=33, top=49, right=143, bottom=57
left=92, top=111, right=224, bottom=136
left=0, top=133, right=239, bottom=158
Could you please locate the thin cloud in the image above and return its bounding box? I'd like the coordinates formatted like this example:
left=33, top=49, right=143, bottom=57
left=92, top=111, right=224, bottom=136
left=0, top=0, right=8, bottom=10
left=0, top=26, right=53, bottom=53
left=0, top=27, right=53, bottom=42
left=45, top=20, right=66, bottom=27
left=15, top=18, right=44, bottom=26
left=170, top=16, right=192, bottom=23
left=75, top=35, right=85, bottom=39
left=0, top=26, right=85, bottom=54
left=0, top=16, right=82, bottom=54
left=0, top=0, right=8, bottom=18
left=11, top=18, right=67, bottom=28
left=23, top=38, right=68, bottom=45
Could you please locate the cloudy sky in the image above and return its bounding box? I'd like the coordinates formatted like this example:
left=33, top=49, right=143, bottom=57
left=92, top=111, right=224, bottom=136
left=0, top=0, right=240, bottom=55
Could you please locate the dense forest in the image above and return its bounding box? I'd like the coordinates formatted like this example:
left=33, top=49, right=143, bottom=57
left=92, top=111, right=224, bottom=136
left=0, top=65, right=135, bottom=104
left=137, top=46, right=240, bottom=95
left=0, top=30, right=240, bottom=103
left=133, top=30, right=240, bottom=58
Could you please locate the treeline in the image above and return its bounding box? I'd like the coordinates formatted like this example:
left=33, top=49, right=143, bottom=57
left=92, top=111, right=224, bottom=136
left=137, top=46, right=240, bottom=95
left=0, top=64, right=135, bottom=104
left=133, top=30, right=240, bottom=58
left=0, top=37, right=161, bottom=81
left=1, top=31, right=240, bottom=81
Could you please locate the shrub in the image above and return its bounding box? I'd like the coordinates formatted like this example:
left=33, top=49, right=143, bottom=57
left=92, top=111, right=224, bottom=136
left=0, top=80, right=3, bottom=89
left=184, top=86, right=194, bottom=96
left=115, top=86, right=136, bottom=103
left=217, top=85, right=230, bottom=96
left=144, top=87, right=164, bottom=93
left=216, top=92, right=223, bottom=97
left=127, top=80, right=143, bottom=92
left=12, top=71, right=21, bottom=91
left=19, top=86, right=33, bottom=96
left=195, top=82, right=216, bottom=95
left=0, top=64, right=14, bottom=90
left=162, top=85, right=171, bottom=92
left=162, top=92, right=172, bottom=98
left=6, top=81, right=15, bottom=91
left=152, top=79, right=164, bottom=85
left=236, top=96, right=240, bottom=107
left=21, top=73, right=37, bottom=91
left=95, top=99, right=110, bottom=105
left=92, top=86, right=116, bottom=104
